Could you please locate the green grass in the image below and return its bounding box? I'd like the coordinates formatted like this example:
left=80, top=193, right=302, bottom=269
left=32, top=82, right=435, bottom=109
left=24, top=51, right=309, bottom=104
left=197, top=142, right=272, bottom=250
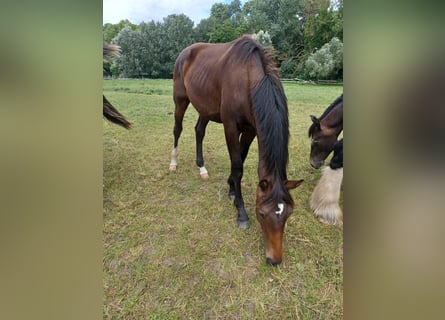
left=103, top=79, right=343, bottom=319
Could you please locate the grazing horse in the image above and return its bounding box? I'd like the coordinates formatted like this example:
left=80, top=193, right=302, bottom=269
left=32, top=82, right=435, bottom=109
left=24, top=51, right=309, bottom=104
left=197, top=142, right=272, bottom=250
left=308, top=94, right=343, bottom=169
left=308, top=95, right=343, bottom=226
left=103, top=43, right=131, bottom=129
left=169, top=35, right=303, bottom=265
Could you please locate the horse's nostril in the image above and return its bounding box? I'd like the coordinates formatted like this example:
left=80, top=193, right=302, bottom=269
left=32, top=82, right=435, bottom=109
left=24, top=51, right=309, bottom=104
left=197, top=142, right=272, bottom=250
left=266, top=257, right=281, bottom=266
left=310, top=161, right=322, bottom=169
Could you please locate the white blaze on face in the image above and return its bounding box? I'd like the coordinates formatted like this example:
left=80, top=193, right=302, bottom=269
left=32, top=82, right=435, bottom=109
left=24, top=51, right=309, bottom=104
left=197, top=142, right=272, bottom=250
left=275, top=203, right=284, bottom=216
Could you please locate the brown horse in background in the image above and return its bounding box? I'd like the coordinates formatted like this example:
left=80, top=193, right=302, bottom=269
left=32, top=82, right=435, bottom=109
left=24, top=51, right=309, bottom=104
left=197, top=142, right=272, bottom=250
left=103, top=43, right=131, bottom=129
left=169, top=35, right=303, bottom=265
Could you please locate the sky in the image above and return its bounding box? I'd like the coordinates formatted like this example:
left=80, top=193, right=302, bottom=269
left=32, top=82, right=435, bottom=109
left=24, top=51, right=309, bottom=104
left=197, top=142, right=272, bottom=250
left=103, top=0, right=237, bottom=26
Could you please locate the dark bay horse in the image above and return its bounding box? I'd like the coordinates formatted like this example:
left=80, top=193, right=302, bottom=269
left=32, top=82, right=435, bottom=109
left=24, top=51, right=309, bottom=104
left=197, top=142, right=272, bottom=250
left=169, top=35, right=303, bottom=265
left=308, top=94, right=343, bottom=168
left=103, top=43, right=131, bottom=129
left=308, top=95, right=343, bottom=225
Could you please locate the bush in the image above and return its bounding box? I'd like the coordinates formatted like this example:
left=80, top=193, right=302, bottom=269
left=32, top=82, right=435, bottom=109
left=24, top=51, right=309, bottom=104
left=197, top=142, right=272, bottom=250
left=303, top=37, right=343, bottom=80
left=251, top=30, right=272, bottom=46
left=279, top=57, right=298, bottom=79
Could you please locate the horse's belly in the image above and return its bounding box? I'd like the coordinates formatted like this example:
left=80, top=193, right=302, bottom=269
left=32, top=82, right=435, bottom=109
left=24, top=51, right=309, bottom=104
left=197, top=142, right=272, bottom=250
left=193, top=106, right=222, bottom=123
left=208, top=114, right=222, bottom=123
left=188, top=93, right=221, bottom=117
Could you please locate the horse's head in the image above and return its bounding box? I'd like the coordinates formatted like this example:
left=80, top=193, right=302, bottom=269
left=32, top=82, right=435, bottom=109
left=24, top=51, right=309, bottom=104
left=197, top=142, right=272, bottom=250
left=256, top=178, right=304, bottom=266
left=309, top=115, right=339, bottom=168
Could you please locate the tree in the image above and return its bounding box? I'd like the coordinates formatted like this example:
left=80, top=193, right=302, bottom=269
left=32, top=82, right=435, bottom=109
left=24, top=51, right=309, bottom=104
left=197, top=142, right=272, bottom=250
left=103, top=20, right=139, bottom=78
left=207, top=0, right=245, bottom=43
left=244, top=0, right=281, bottom=33
left=103, top=23, right=120, bottom=43
left=303, top=37, right=343, bottom=80
left=159, top=14, right=195, bottom=77
left=303, top=0, right=343, bottom=54
left=114, top=15, right=195, bottom=79
left=114, top=26, right=144, bottom=77
left=251, top=30, right=272, bottom=46
left=209, top=20, right=240, bottom=43
left=103, top=19, right=137, bottom=43
left=103, top=0, right=343, bottom=79
left=244, top=0, right=305, bottom=77
left=194, top=18, right=212, bottom=43
left=139, top=21, right=162, bottom=78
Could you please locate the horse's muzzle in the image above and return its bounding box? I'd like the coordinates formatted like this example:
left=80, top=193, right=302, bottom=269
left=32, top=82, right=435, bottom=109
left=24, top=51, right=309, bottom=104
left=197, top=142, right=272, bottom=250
left=266, top=257, right=281, bottom=266
left=310, top=159, right=324, bottom=169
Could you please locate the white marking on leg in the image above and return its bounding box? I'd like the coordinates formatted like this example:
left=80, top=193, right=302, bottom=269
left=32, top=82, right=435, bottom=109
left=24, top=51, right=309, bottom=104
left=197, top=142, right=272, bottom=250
left=310, top=167, right=343, bottom=226
left=199, top=166, right=209, bottom=179
left=169, top=148, right=178, bottom=171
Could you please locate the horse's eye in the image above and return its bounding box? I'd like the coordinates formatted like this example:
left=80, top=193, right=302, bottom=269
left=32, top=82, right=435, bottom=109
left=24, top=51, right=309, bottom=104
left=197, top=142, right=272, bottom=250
left=259, top=212, right=266, bottom=219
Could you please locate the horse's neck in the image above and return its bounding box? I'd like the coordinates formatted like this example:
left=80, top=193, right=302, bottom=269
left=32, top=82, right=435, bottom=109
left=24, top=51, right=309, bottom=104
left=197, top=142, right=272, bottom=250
left=257, top=155, right=286, bottom=183
left=322, top=104, right=343, bottom=131
left=258, top=158, right=269, bottom=180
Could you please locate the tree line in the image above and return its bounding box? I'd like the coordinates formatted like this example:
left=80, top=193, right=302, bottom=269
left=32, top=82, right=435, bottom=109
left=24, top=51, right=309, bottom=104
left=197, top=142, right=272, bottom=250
left=103, top=0, right=342, bottom=80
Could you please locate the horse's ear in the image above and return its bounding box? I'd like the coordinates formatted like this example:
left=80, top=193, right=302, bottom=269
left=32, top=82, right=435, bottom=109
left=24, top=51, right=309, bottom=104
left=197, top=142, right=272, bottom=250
left=320, top=124, right=336, bottom=136
left=310, top=115, right=319, bottom=125
left=285, top=179, right=304, bottom=190
left=259, top=179, right=269, bottom=192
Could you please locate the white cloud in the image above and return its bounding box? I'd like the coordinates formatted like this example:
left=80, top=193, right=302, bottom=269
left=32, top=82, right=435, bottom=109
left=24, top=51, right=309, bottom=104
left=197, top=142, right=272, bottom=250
left=103, top=0, right=225, bottom=25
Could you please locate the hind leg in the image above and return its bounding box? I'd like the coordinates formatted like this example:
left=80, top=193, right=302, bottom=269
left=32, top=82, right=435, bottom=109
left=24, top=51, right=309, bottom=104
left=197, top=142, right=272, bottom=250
left=310, top=167, right=343, bottom=226
left=169, top=95, right=190, bottom=171
left=195, top=116, right=210, bottom=179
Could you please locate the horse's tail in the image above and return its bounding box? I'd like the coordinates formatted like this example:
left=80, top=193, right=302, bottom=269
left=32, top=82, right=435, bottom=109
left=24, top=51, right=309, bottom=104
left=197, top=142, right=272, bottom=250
left=103, top=95, right=132, bottom=129
left=103, top=43, right=121, bottom=62
left=103, top=43, right=131, bottom=129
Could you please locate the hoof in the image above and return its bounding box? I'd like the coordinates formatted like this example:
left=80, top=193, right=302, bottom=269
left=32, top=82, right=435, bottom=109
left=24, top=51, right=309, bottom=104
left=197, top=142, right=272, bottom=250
left=318, top=217, right=343, bottom=227
left=237, top=220, right=249, bottom=230
left=199, top=167, right=208, bottom=179
left=200, top=172, right=209, bottom=179
left=169, top=165, right=177, bottom=171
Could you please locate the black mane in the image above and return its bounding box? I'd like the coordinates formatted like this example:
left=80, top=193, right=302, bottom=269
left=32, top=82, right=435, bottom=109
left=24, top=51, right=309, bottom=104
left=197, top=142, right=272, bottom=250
left=308, top=94, right=343, bottom=137
left=320, top=94, right=343, bottom=120
left=231, top=37, right=293, bottom=205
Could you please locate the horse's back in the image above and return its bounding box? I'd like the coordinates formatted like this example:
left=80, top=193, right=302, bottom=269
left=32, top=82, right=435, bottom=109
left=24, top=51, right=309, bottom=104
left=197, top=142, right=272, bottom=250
left=173, top=38, right=264, bottom=119
left=173, top=42, right=228, bottom=115
left=174, top=42, right=228, bottom=90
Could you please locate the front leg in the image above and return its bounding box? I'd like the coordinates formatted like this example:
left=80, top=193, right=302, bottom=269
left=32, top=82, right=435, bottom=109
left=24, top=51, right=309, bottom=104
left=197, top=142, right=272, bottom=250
left=224, top=126, right=249, bottom=229
left=228, top=130, right=255, bottom=202
left=228, top=164, right=249, bottom=229
left=227, top=176, right=235, bottom=202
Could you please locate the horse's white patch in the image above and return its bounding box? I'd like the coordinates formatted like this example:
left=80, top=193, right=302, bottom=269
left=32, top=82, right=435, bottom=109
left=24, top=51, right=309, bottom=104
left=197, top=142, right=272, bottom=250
left=310, top=167, right=343, bottom=226
left=170, top=148, right=178, bottom=167
left=199, top=166, right=208, bottom=175
left=199, top=166, right=209, bottom=179
left=275, top=203, right=284, bottom=215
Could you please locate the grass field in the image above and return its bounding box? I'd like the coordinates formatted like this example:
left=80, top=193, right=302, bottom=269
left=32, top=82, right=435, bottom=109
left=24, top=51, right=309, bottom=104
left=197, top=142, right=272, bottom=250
left=103, top=79, right=343, bottom=319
